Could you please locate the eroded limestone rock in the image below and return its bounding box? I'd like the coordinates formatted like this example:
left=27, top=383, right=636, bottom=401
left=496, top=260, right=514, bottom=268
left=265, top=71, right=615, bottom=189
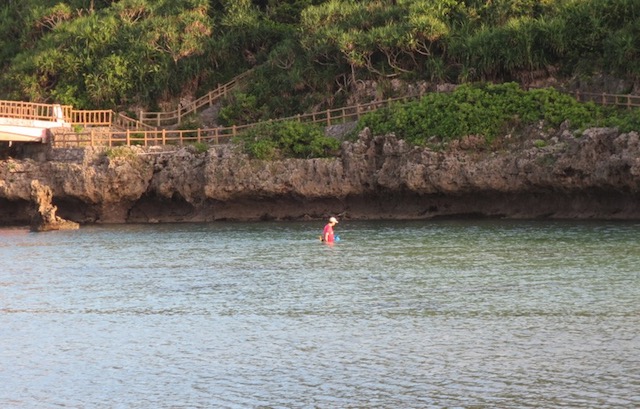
left=1, top=126, right=639, bottom=225
left=30, top=180, right=79, bottom=232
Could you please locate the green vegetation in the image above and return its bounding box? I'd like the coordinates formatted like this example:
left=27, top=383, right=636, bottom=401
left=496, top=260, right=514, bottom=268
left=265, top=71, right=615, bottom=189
left=129, top=132, right=146, bottom=146
left=177, top=114, right=204, bottom=131
left=1, top=1, right=639, bottom=158
left=1, top=1, right=638, bottom=114
left=357, top=83, right=640, bottom=146
left=104, top=146, right=137, bottom=159
left=533, top=139, right=548, bottom=148
left=234, top=121, right=340, bottom=160
left=191, top=141, right=209, bottom=153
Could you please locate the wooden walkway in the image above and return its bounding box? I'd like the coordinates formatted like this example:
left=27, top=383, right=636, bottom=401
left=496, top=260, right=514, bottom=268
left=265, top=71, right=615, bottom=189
left=0, top=101, right=70, bottom=143
left=1, top=77, right=639, bottom=148
left=138, top=70, right=252, bottom=127
left=52, top=95, right=423, bottom=148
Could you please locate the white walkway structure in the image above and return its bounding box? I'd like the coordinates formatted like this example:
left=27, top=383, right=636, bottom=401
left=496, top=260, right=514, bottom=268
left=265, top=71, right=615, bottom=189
left=0, top=101, right=71, bottom=143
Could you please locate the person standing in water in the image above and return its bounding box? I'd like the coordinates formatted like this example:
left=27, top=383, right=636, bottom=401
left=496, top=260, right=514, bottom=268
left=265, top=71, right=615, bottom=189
left=323, top=217, right=339, bottom=243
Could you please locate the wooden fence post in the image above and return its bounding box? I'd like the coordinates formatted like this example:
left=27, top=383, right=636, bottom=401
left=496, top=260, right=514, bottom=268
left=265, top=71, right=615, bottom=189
left=126, top=129, right=130, bottom=146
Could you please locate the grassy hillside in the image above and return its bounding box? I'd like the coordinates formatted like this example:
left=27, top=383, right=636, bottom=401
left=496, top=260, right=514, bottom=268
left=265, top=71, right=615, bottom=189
left=0, top=0, right=638, bottom=124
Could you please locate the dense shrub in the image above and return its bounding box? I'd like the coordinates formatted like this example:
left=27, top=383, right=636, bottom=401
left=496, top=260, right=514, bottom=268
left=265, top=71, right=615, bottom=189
left=603, top=107, right=640, bottom=133
left=234, top=121, right=340, bottom=160
left=1, top=0, right=639, bottom=119
left=356, top=83, right=624, bottom=145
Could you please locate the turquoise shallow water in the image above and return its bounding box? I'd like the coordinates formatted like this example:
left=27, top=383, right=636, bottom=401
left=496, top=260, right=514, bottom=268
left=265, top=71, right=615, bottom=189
left=1, top=220, right=639, bottom=408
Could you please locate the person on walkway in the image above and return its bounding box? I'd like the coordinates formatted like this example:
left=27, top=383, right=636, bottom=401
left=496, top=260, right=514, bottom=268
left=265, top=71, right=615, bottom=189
left=323, top=216, right=339, bottom=244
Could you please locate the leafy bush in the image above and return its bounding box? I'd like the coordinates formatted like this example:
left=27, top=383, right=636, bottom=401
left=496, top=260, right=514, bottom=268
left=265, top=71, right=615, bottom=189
left=602, top=106, right=640, bottom=133
left=356, top=83, right=624, bottom=146
left=218, top=92, right=266, bottom=126
left=104, top=146, right=136, bottom=159
left=1, top=0, right=640, bottom=121
left=235, top=121, right=340, bottom=160
left=191, top=141, right=209, bottom=154
left=177, top=114, right=203, bottom=130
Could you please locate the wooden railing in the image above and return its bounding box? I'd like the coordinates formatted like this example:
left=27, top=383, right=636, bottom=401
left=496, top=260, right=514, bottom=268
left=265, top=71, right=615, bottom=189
left=68, top=109, right=156, bottom=131
left=571, top=91, right=640, bottom=108
left=70, top=109, right=113, bottom=126
left=0, top=100, right=72, bottom=122
left=0, top=70, right=253, bottom=130
left=53, top=88, right=640, bottom=149
left=278, top=95, right=420, bottom=126
left=53, top=125, right=250, bottom=148
left=52, top=96, right=422, bottom=148
left=5, top=87, right=638, bottom=149
left=0, top=100, right=152, bottom=130
left=113, top=112, right=157, bottom=131
left=139, top=71, right=253, bottom=127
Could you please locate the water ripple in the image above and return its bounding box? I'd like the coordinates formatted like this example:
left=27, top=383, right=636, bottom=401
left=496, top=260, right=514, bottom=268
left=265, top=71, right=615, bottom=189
left=1, top=220, right=639, bottom=408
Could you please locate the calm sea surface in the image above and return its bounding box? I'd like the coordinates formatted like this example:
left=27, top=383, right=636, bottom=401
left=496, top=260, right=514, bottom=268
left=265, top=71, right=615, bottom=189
left=1, top=220, right=639, bottom=408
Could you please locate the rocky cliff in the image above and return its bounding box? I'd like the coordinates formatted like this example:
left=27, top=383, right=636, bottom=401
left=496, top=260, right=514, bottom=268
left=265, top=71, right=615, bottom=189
left=1, top=126, right=639, bottom=226
left=29, top=180, right=79, bottom=231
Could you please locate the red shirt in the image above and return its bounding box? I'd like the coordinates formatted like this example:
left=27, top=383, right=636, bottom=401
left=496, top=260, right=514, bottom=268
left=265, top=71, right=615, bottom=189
left=323, top=223, right=335, bottom=243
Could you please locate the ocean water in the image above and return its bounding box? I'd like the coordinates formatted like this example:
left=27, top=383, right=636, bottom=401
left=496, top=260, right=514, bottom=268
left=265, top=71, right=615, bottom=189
left=1, top=220, right=639, bottom=408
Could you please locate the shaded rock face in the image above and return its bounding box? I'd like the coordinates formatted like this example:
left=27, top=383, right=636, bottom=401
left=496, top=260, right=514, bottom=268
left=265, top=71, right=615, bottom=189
left=1, top=127, right=640, bottom=225
left=29, top=180, right=79, bottom=232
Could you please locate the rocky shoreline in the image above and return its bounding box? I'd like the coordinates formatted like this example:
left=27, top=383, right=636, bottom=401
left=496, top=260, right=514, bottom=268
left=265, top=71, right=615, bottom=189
left=1, top=126, right=640, bottom=226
